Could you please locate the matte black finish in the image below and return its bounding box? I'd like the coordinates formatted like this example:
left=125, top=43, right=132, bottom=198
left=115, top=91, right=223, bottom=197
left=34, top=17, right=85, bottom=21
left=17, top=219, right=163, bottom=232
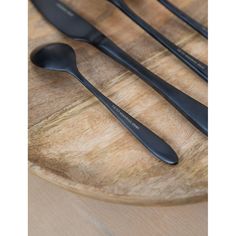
left=158, top=0, right=208, bottom=39
left=31, top=0, right=208, bottom=135
left=108, top=0, right=208, bottom=82
left=31, top=43, right=179, bottom=165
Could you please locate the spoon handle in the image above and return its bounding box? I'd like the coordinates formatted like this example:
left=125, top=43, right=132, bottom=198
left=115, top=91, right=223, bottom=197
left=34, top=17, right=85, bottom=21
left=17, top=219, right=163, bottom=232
left=108, top=0, right=208, bottom=82
left=94, top=36, right=208, bottom=135
left=71, top=70, right=178, bottom=165
left=158, top=0, right=208, bottom=39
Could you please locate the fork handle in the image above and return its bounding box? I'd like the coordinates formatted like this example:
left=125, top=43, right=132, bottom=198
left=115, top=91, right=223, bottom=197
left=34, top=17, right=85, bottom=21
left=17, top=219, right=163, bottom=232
left=108, top=0, right=208, bottom=82
left=158, top=0, right=208, bottom=39
left=94, top=36, right=208, bottom=135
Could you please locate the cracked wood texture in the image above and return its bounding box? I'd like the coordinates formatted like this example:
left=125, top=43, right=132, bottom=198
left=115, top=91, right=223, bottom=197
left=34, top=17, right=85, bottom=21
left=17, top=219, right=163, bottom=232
left=29, top=0, right=208, bottom=205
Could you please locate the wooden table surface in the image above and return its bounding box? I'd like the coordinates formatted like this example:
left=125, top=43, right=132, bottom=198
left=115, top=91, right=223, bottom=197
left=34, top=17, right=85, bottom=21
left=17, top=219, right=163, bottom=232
left=29, top=0, right=208, bottom=205
left=29, top=173, right=208, bottom=236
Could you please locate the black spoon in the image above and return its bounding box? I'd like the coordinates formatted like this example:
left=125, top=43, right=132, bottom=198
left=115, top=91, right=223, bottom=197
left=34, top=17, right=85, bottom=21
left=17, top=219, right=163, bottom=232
left=31, top=0, right=208, bottom=136
left=108, top=0, right=208, bottom=82
left=158, top=0, right=208, bottom=39
left=30, top=43, right=179, bottom=165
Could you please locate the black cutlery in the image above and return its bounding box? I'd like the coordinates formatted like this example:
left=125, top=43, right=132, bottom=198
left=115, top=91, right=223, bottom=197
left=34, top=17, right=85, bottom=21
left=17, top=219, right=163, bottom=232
left=158, top=0, right=208, bottom=39
left=31, top=0, right=208, bottom=135
left=31, top=43, right=179, bottom=165
left=108, top=0, right=208, bottom=82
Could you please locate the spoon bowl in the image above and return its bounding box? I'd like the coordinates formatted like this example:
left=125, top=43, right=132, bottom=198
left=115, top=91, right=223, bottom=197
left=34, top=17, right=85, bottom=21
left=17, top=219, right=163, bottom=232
left=31, top=43, right=77, bottom=72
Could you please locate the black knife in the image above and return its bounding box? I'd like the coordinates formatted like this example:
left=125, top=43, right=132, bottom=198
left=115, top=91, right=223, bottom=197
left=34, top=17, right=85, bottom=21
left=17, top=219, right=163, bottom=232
left=158, top=0, right=208, bottom=39
left=31, top=0, right=208, bottom=135
left=108, top=0, right=208, bottom=82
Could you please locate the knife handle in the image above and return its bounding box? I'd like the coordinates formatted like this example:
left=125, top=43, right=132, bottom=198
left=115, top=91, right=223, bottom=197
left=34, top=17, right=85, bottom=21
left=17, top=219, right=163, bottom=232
left=158, top=0, right=208, bottom=39
left=108, top=0, right=208, bottom=82
left=94, top=36, right=208, bottom=135
left=71, top=70, right=178, bottom=165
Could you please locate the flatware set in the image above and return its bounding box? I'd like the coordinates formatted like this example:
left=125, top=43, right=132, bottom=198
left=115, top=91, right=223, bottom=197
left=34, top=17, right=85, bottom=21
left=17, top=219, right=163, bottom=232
left=30, top=0, right=208, bottom=165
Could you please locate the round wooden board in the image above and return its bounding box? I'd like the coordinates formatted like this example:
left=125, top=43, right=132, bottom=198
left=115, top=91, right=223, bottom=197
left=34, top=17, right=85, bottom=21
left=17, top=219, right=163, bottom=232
left=29, top=0, right=208, bottom=206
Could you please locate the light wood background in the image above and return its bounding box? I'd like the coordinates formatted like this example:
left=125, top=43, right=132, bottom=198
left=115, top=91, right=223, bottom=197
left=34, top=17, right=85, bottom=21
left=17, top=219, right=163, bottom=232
left=29, top=173, right=208, bottom=236
left=29, top=0, right=208, bottom=205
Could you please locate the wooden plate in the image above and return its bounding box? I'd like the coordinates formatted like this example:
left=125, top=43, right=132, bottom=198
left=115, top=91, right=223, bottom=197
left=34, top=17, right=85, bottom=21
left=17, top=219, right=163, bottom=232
left=29, top=0, right=208, bottom=205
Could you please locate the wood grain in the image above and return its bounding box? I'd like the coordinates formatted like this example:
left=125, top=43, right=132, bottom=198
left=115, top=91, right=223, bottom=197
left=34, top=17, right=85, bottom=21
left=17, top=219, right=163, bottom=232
left=29, top=0, right=208, bottom=205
